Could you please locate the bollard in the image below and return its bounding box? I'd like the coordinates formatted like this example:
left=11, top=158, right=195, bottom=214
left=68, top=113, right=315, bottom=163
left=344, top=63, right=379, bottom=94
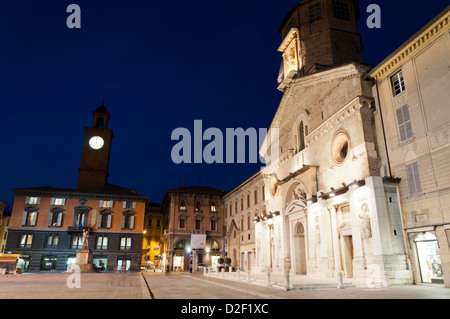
left=203, top=267, right=207, bottom=276
left=221, top=268, right=225, bottom=278
left=266, top=270, right=272, bottom=288
left=237, top=269, right=241, bottom=282
left=337, top=272, right=344, bottom=289
left=284, top=272, right=291, bottom=291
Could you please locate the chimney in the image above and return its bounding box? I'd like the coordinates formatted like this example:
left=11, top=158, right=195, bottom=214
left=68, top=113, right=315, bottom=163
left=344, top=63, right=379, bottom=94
left=181, top=182, right=185, bottom=188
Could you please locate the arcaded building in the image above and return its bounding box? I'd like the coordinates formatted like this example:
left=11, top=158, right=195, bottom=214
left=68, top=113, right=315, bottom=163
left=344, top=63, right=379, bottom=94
left=161, top=185, right=227, bottom=272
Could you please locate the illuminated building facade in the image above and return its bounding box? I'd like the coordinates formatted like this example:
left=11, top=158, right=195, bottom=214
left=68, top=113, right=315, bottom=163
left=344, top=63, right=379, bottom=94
left=5, top=105, right=148, bottom=272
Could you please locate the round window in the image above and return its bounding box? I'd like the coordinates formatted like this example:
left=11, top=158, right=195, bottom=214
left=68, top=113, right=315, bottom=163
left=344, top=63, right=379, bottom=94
left=331, top=131, right=351, bottom=166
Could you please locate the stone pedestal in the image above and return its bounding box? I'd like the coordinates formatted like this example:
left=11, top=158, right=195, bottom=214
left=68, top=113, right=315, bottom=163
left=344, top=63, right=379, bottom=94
left=75, top=248, right=95, bottom=273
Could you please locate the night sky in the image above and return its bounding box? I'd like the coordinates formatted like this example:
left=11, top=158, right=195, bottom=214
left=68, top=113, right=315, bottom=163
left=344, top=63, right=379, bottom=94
left=0, top=0, right=446, bottom=208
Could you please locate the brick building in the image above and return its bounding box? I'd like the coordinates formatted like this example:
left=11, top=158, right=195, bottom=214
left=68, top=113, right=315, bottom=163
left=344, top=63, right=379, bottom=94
left=5, top=105, right=148, bottom=272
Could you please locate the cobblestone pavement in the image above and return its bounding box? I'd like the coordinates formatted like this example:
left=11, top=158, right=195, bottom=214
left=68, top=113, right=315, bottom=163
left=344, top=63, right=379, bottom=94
left=0, top=271, right=449, bottom=300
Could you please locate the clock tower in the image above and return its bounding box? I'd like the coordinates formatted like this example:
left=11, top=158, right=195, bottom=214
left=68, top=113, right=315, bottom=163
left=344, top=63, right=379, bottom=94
left=77, top=104, right=114, bottom=190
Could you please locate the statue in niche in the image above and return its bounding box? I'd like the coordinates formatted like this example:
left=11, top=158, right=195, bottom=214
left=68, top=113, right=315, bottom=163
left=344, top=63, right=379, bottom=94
left=359, top=203, right=372, bottom=239
left=286, top=183, right=307, bottom=214
left=286, top=48, right=296, bottom=71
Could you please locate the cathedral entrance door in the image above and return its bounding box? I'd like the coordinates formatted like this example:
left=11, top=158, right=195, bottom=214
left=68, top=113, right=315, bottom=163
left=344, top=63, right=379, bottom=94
left=294, top=222, right=307, bottom=275
left=340, top=235, right=354, bottom=278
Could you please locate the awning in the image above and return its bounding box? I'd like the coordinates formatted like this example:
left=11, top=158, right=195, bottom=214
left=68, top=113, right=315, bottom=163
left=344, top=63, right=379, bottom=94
left=0, top=257, right=18, bottom=263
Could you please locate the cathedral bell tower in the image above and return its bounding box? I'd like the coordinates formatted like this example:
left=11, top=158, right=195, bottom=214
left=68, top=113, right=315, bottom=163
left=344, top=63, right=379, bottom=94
left=77, top=104, right=114, bottom=191
left=277, top=0, right=363, bottom=90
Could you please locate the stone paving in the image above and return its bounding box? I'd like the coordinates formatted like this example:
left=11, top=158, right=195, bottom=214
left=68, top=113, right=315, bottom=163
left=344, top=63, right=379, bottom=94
left=0, top=270, right=449, bottom=299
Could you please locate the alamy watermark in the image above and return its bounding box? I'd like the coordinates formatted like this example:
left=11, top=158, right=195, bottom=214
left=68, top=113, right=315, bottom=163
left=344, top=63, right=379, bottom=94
left=171, top=120, right=279, bottom=167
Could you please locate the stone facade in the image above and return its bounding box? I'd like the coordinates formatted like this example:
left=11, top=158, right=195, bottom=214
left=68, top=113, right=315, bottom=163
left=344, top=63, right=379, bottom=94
left=223, top=172, right=265, bottom=271
left=370, top=6, right=450, bottom=286
left=245, top=0, right=413, bottom=286
left=161, top=185, right=227, bottom=272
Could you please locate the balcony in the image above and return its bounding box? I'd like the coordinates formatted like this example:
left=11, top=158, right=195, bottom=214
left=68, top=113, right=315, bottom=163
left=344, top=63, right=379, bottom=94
left=67, top=226, right=92, bottom=233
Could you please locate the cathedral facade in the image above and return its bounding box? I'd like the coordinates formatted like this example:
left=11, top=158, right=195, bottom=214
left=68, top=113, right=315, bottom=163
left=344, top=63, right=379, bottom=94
left=250, top=0, right=413, bottom=286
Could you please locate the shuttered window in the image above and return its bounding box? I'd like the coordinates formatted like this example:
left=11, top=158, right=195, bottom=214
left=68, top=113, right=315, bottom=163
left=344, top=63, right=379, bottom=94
left=97, top=211, right=112, bottom=229
left=391, top=71, right=406, bottom=96
left=396, top=105, right=414, bottom=143
left=406, top=162, right=423, bottom=196
left=21, top=210, right=38, bottom=226
left=121, top=212, right=135, bottom=230
left=48, top=208, right=63, bottom=227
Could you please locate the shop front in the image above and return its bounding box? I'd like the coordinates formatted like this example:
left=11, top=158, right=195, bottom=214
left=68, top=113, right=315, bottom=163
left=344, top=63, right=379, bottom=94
left=414, top=232, right=444, bottom=284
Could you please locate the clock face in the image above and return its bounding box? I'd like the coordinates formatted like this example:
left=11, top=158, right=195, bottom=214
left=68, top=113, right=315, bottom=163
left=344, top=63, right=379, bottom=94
left=89, top=136, right=104, bottom=150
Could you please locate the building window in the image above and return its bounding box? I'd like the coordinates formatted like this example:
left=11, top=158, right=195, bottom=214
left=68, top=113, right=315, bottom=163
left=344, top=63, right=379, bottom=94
left=179, top=218, right=186, bottom=229
left=210, top=202, right=217, bottom=212
left=298, top=121, right=306, bottom=152
left=247, top=194, right=250, bottom=208
left=195, top=201, right=201, bottom=211
left=100, top=200, right=114, bottom=208
left=123, top=201, right=136, bottom=209
left=241, top=198, right=244, bottom=211
left=332, top=0, right=350, bottom=20
left=25, top=197, right=40, bottom=205
left=195, top=219, right=201, bottom=230
left=51, top=198, right=66, bottom=206
left=72, top=236, right=83, bottom=249
left=248, top=215, right=251, bottom=230
left=121, top=212, right=135, bottom=230
left=210, top=220, right=217, bottom=231
left=396, top=105, right=414, bottom=143
left=262, top=186, right=265, bottom=201
left=180, top=200, right=186, bottom=211
left=75, top=212, right=88, bottom=228
left=391, top=71, right=406, bottom=97
left=96, top=236, right=108, bottom=250
left=156, top=219, right=161, bottom=227
left=21, top=210, right=38, bottom=227
left=98, top=211, right=112, bottom=229
left=46, top=235, right=59, bottom=248
left=49, top=208, right=63, bottom=227
left=19, top=234, right=33, bottom=248
left=120, top=237, right=132, bottom=250
left=309, top=2, right=322, bottom=22
left=406, top=162, right=423, bottom=196
left=254, top=190, right=258, bottom=204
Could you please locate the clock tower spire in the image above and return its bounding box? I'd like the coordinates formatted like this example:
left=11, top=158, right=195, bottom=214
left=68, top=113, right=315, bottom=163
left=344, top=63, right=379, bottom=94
left=77, top=104, right=114, bottom=191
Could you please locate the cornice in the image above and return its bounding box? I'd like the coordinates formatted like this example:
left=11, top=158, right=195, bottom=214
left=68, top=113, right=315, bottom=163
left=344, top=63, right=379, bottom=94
left=369, top=7, right=449, bottom=82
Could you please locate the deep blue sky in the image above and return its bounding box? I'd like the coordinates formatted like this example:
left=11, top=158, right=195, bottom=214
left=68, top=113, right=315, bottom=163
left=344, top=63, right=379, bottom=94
left=0, top=0, right=446, bottom=207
